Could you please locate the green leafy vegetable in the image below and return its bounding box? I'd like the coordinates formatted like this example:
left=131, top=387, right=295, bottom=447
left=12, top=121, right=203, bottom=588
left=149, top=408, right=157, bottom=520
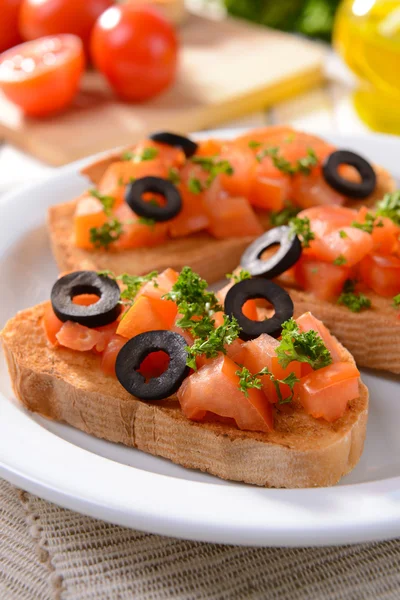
left=276, top=318, right=332, bottom=370
left=226, top=269, right=252, bottom=283
left=270, top=203, right=300, bottom=226
left=235, top=365, right=299, bottom=403
left=375, top=191, right=400, bottom=226
left=89, top=218, right=123, bottom=248
left=289, top=216, right=315, bottom=248
left=186, top=315, right=240, bottom=370
left=337, top=287, right=371, bottom=312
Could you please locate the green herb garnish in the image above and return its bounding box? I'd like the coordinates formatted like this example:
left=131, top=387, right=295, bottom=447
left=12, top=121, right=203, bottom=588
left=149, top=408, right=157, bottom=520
left=337, top=287, right=371, bottom=312
left=351, top=212, right=384, bottom=234
left=333, top=255, right=347, bottom=266
left=256, top=146, right=318, bottom=176
left=270, top=203, right=300, bottom=227
left=191, top=156, right=234, bottom=187
left=188, top=177, right=203, bottom=194
left=289, top=216, right=315, bottom=248
left=121, top=147, right=159, bottom=162
left=89, top=188, right=115, bottom=216
left=186, top=315, right=240, bottom=370
left=138, top=216, right=156, bottom=228
left=226, top=269, right=252, bottom=283
left=376, top=191, right=400, bottom=226
left=248, top=140, right=262, bottom=149
left=393, top=294, right=400, bottom=308
left=276, top=318, right=332, bottom=371
left=339, top=230, right=348, bottom=238
left=90, top=218, right=123, bottom=248
left=235, top=366, right=299, bottom=404
left=168, top=167, right=181, bottom=185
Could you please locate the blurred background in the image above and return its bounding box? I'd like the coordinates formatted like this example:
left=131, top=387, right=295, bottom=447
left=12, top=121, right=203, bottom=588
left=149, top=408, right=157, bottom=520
left=1, top=0, right=399, bottom=190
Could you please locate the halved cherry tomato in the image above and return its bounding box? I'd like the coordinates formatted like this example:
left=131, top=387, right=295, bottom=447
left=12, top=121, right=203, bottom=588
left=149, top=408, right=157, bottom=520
left=235, top=334, right=302, bottom=404
left=74, top=193, right=108, bottom=250
left=19, top=0, right=113, bottom=53
left=101, top=334, right=126, bottom=376
left=56, top=321, right=104, bottom=351
left=91, top=4, right=178, bottom=101
left=0, top=0, right=23, bottom=53
left=0, top=34, right=85, bottom=116
left=177, top=354, right=273, bottom=433
left=43, top=303, right=63, bottom=345
left=294, top=257, right=351, bottom=301
left=359, top=254, right=400, bottom=297
left=297, top=362, right=360, bottom=422
left=116, top=295, right=177, bottom=339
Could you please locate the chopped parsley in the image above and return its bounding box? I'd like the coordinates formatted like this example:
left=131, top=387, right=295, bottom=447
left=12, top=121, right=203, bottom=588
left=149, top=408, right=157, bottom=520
left=333, top=255, right=347, bottom=266
left=186, top=315, right=240, bottom=370
left=90, top=218, right=123, bottom=248
left=393, top=294, right=400, bottom=308
left=256, top=146, right=318, bottom=176
left=235, top=366, right=299, bottom=404
left=188, top=177, right=203, bottom=194
left=168, top=167, right=181, bottom=185
left=138, top=216, right=156, bottom=228
left=276, top=318, right=332, bottom=371
left=190, top=156, right=234, bottom=188
left=289, top=216, right=315, bottom=248
left=98, top=271, right=159, bottom=309
left=351, top=212, right=383, bottom=234
left=376, top=191, right=400, bottom=226
left=248, top=140, right=262, bottom=149
left=270, top=203, right=300, bottom=227
left=226, top=269, right=252, bottom=282
left=337, top=280, right=371, bottom=312
left=89, top=188, right=115, bottom=216
left=339, top=230, right=348, bottom=238
left=121, top=147, right=159, bottom=162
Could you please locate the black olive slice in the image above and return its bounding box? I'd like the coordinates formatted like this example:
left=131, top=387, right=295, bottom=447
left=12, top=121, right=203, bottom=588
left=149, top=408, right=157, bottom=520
left=115, top=330, right=190, bottom=401
left=149, top=131, right=198, bottom=158
left=224, top=279, right=294, bottom=341
left=322, top=150, right=376, bottom=199
left=241, top=226, right=302, bottom=279
left=51, top=271, right=121, bottom=328
left=125, top=176, right=182, bottom=222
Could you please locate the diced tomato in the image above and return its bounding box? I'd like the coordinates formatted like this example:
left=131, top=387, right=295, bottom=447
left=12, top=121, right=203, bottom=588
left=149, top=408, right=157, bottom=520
left=101, top=334, right=127, bottom=376
left=177, top=355, right=273, bottom=433
left=296, top=312, right=342, bottom=363
left=168, top=164, right=211, bottom=238
left=56, top=321, right=104, bottom=352
left=134, top=139, right=185, bottom=169
left=74, top=193, right=107, bottom=250
left=139, top=350, right=170, bottom=379
left=297, top=362, right=360, bottom=422
left=298, top=206, right=357, bottom=239
left=117, top=295, right=177, bottom=339
left=137, top=268, right=179, bottom=300
left=235, top=334, right=301, bottom=404
left=249, top=171, right=290, bottom=212
left=72, top=294, right=99, bottom=306
left=236, top=125, right=296, bottom=148
left=205, top=194, right=263, bottom=239
left=359, top=254, right=400, bottom=297
left=291, top=166, right=346, bottom=209
left=113, top=204, right=168, bottom=250
left=43, top=303, right=63, bottom=345
left=195, top=139, right=223, bottom=157
left=355, top=207, right=400, bottom=255
left=294, top=257, right=351, bottom=301
left=218, top=143, right=256, bottom=198
left=311, top=226, right=373, bottom=267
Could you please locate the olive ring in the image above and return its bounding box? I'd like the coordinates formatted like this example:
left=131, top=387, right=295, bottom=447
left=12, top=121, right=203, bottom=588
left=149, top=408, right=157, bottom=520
left=322, top=149, right=376, bottom=199
left=115, top=330, right=190, bottom=401
left=51, top=271, right=121, bottom=328
left=224, top=279, right=294, bottom=341
left=149, top=131, right=198, bottom=158
left=125, top=176, right=182, bottom=222
left=240, top=226, right=302, bottom=279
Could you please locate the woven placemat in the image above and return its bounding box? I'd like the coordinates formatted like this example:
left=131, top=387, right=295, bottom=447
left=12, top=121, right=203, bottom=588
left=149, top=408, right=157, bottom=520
left=0, top=478, right=399, bottom=600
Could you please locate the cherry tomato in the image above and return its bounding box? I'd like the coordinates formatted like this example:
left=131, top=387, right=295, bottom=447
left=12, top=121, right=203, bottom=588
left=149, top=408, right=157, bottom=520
left=0, top=0, right=23, bottom=53
left=19, top=0, right=114, bottom=53
left=0, top=34, right=85, bottom=116
left=90, top=4, right=178, bottom=101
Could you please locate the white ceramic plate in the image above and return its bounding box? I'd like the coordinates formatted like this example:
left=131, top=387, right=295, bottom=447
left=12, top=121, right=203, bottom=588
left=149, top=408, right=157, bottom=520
left=1, top=130, right=400, bottom=547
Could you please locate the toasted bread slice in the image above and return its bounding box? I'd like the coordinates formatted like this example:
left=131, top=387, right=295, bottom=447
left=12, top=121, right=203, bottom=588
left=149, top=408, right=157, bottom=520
left=47, top=150, right=395, bottom=282
left=1, top=302, right=368, bottom=488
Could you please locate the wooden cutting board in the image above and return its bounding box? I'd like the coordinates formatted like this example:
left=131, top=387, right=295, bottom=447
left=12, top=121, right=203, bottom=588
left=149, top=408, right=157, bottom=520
left=0, top=14, right=326, bottom=166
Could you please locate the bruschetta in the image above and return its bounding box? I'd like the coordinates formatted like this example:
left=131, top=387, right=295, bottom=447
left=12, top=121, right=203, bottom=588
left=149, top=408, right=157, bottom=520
left=47, top=127, right=395, bottom=283
left=1, top=267, right=368, bottom=488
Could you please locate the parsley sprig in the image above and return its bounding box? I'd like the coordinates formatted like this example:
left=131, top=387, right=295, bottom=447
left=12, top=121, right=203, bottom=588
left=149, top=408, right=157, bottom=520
left=375, top=191, right=400, bottom=226
left=226, top=269, right=252, bottom=283
left=270, top=203, right=300, bottom=226
left=89, top=188, right=116, bottom=216
left=90, top=219, right=123, bottom=248
left=337, top=280, right=371, bottom=313
left=236, top=366, right=299, bottom=404
left=256, top=146, right=318, bottom=176
left=333, top=255, right=347, bottom=266
left=351, top=212, right=383, bottom=234
left=99, top=270, right=159, bottom=309
left=121, top=147, right=159, bottom=162
left=289, top=216, right=315, bottom=248
left=276, top=318, right=332, bottom=371
left=186, top=315, right=240, bottom=370
left=393, top=294, right=400, bottom=308
left=188, top=156, right=234, bottom=193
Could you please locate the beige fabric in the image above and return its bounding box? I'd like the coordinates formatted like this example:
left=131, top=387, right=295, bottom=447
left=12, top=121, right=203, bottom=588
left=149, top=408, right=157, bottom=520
left=1, top=478, right=400, bottom=599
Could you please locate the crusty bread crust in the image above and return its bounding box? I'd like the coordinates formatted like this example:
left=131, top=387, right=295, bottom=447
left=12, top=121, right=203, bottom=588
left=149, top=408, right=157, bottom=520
left=1, top=302, right=368, bottom=488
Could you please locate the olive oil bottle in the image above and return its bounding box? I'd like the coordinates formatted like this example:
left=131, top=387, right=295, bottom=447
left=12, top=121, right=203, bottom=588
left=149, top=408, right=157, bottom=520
left=334, top=0, right=400, bottom=133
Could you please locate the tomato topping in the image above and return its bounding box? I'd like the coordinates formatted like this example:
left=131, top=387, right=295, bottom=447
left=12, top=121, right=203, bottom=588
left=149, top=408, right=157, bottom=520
left=116, top=295, right=177, bottom=339
left=72, top=294, right=99, bottom=306
left=74, top=193, right=108, bottom=250
left=311, top=226, right=373, bottom=267
left=294, top=257, right=351, bottom=301
left=0, top=34, right=85, bottom=116
left=296, top=312, right=342, bottom=364
left=113, top=204, right=168, bottom=250
left=291, top=166, right=346, bottom=209
left=297, top=206, right=357, bottom=239
left=359, top=254, right=400, bottom=297
left=101, top=334, right=127, bottom=376
left=177, top=355, right=273, bottom=433
left=139, top=351, right=170, bottom=379
left=137, top=268, right=179, bottom=300
left=235, top=334, right=302, bottom=404
left=218, top=143, right=256, bottom=198
left=205, top=194, right=263, bottom=239
left=297, top=362, right=360, bottom=422
left=249, top=172, right=289, bottom=212
left=56, top=321, right=104, bottom=352
left=43, top=303, right=63, bottom=345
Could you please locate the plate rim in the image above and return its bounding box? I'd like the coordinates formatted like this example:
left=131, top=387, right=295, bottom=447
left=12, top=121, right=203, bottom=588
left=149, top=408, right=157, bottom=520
left=1, top=127, right=400, bottom=547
